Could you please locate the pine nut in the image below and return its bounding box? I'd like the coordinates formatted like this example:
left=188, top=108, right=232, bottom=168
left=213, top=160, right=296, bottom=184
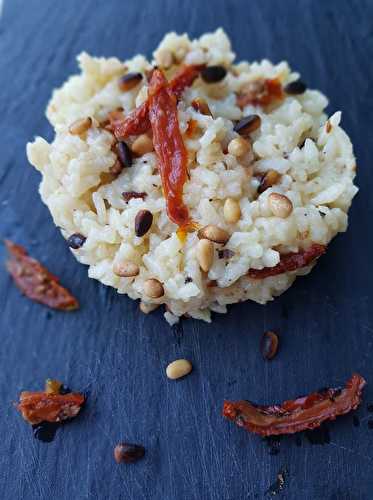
left=196, top=239, right=214, bottom=272
left=258, top=170, right=281, bottom=193
left=201, top=65, right=227, bottom=83
left=116, top=141, right=133, bottom=168
left=223, top=198, right=241, bottom=224
left=227, top=137, right=251, bottom=157
left=131, top=134, right=154, bottom=156
left=118, top=72, right=143, bottom=92
left=268, top=193, right=293, bottom=218
left=69, top=117, right=92, bottom=135
left=166, top=359, right=192, bottom=380
left=113, top=261, right=139, bottom=277
left=139, top=301, right=159, bottom=314
left=191, top=98, right=212, bottom=116
left=284, top=79, right=307, bottom=95
left=260, top=331, right=279, bottom=360
left=144, top=278, right=164, bottom=298
left=135, top=209, right=153, bottom=237
left=114, top=443, right=145, bottom=464
left=234, top=114, right=261, bottom=136
left=197, top=225, right=230, bottom=244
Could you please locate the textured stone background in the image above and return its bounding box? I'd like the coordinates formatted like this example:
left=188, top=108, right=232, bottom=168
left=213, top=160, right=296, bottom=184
left=0, top=1, right=372, bottom=498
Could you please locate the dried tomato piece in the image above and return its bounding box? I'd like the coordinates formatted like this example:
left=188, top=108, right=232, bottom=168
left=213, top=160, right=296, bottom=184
left=237, top=78, right=284, bottom=109
left=148, top=69, right=190, bottom=226
left=248, top=243, right=326, bottom=279
left=5, top=240, right=79, bottom=310
left=223, top=374, right=366, bottom=437
left=113, top=65, right=203, bottom=140
left=168, top=64, right=205, bottom=98
left=18, top=390, right=85, bottom=425
left=113, top=101, right=151, bottom=139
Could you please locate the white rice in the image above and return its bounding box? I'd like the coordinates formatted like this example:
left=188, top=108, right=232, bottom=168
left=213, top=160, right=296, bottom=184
left=27, top=29, right=357, bottom=324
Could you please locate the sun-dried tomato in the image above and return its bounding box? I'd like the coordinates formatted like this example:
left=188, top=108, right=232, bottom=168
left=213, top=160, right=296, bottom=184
left=5, top=240, right=79, bottom=310
left=18, top=390, right=85, bottom=425
left=113, top=65, right=203, bottom=140
left=237, top=78, right=284, bottom=109
left=112, top=101, right=151, bottom=139
left=223, top=374, right=366, bottom=437
left=168, top=64, right=205, bottom=99
left=148, top=69, right=190, bottom=226
left=248, top=243, right=326, bottom=279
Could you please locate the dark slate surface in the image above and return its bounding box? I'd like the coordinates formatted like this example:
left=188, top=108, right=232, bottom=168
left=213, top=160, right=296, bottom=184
left=0, top=0, right=373, bottom=498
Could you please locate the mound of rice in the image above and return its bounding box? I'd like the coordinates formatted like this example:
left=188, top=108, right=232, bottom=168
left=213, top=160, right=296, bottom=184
left=27, top=29, right=357, bottom=324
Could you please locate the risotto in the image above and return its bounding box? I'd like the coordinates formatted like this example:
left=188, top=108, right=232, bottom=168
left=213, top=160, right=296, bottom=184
left=27, top=29, right=357, bottom=324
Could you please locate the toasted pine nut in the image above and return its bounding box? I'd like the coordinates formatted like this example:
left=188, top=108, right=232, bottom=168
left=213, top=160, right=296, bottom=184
left=258, top=170, right=281, bottom=193
left=135, top=209, right=153, bottom=237
left=139, top=301, right=159, bottom=314
left=156, top=49, right=174, bottom=69
left=268, top=193, right=293, bottom=218
left=113, top=261, right=139, bottom=277
left=69, top=117, right=92, bottom=135
left=197, top=225, right=229, bottom=244
left=234, top=114, right=261, bottom=135
left=191, top=98, right=212, bottom=116
left=223, top=198, right=241, bottom=224
left=227, top=137, right=251, bottom=157
left=131, top=134, right=154, bottom=156
left=144, top=278, right=164, bottom=298
left=166, top=359, right=192, bottom=380
left=118, top=72, right=143, bottom=92
left=196, top=239, right=214, bottom=272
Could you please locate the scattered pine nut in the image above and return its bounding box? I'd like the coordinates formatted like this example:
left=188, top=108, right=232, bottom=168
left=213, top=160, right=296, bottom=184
left=118, top=73, right=143, bottom=92
left=260, top=331, right=279, bottom=360
left=268, top=193, right=293, bottom=218
left=114, top=443, right=145, bottom=463
left=166, top=359, right=193, bottom=380
left=223, top=198, right=241, bottom=224
left=234, top=114, right=261, bottom=136
left=135, top=210, right=153, bottom=237
left=284, top=79, right=307, bottom=95
left=113, top=261, right=139, bottom=278
left=201, top=66, right=227, bottom=83
left=131, top=134, right=154, bottom=156
left=227, top=137, right=251, bottom=157
left=69, top=117, right=92, bottom=136
left=191, top=98, right=212, bottom=116
left=144, top=278, right=164, bottom=298
left=197, top=225, right=229, bottom=244
left=258, top=170, right=281, bottom=194
left=196, top=239, right=214, bottom=272
left=116, top=141, right=133, bottom=168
